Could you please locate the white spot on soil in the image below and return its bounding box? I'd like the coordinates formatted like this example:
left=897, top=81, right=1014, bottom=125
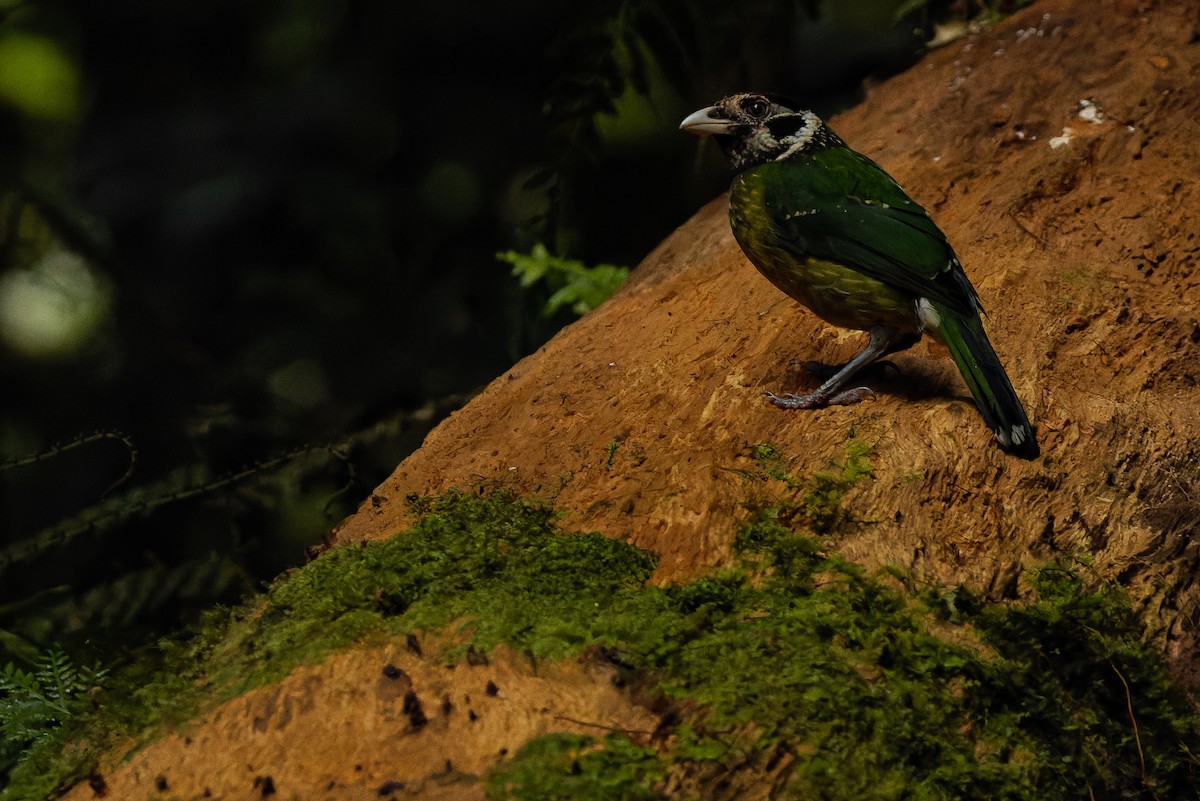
left=1048, top=128, right=1075, bottom=149
left=1077, top=99, right=1104, bottom=124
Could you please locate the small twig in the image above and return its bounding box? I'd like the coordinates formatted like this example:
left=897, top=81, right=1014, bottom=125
left=0, top=429, right=138, bottom=498
left=1007, top=208, right=1049, bottom=247
left=98, top=431, right=139, bottom=498
left=320, top=446, right=356, bottom=517
left=552, top=715, right=653, bottom=737
left=1109, top=659, right=1150, bottom=793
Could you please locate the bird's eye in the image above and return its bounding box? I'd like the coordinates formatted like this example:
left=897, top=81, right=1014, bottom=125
left=742, top=98, right=769, bottom=119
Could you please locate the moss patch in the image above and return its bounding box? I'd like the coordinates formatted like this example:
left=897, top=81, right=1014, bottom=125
left=485, top=515, right=1200, bottom=799
left=750, top=439, right=875, bottom=534
left=6, top=489, right=1199, bottom=800
left=485, top=733, right=665, bottom=801
left=5, top=490, right=655, bottom=799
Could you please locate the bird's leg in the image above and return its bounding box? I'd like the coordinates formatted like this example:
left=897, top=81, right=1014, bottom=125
left=766, top=326, right=894, bottom=409
left=794, top=358, right=902, bottom=380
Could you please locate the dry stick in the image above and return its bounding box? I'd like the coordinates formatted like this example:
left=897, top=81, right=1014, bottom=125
left=552, top=715, right=653, bottom=736
left=0, top=395, right=473, bottom=573
left=1109, top=659, right=1153, bottom=796
left=0, top=430, right=138, bottom=498
left=0, top=445, right=321, bottom=574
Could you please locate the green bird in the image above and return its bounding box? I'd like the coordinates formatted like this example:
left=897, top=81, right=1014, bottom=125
left=681, top=92, right=1038, bottom=458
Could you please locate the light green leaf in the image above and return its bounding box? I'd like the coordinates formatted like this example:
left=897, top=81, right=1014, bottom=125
left=0, top=32, right=80, bottom=120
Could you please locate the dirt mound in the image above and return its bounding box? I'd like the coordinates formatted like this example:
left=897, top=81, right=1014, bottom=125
left=65, top=641, right=657, bottom=801
left=339, top=0, right=1200, bottom=658
left=64, top=0, right=1200, bottom=797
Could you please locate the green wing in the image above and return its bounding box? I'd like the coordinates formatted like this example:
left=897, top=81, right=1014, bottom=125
left=758, top=147, right=980, bottom=316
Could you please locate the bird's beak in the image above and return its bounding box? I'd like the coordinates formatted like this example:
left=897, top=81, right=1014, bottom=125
left=679, top=106, right=734, bottom=137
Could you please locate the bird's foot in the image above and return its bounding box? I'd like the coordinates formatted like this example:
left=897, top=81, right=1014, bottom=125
left=764, top=386, right=876, bottom=409
left=765, top=390, right=821, bottom=409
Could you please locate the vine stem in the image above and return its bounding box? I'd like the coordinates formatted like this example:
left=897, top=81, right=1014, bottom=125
left=1110, top=659, right=1155, bottom=798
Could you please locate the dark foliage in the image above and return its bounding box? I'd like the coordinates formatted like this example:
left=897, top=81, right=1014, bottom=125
left=0, top=0, right=956, bottom=667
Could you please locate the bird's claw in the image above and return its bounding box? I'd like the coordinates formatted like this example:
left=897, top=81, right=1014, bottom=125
left=764, top=390, right=819, bottom=409
left=826, top=386, right=876, bottom=406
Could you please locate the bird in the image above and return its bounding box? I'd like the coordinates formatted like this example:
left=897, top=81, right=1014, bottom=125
left=681, top=92, right=1038, bottom=458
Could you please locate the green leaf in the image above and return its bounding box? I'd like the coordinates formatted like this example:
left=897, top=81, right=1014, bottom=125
left=497, top=244, right=629, bottom=317
left=0, top=32, right=80, bottom=120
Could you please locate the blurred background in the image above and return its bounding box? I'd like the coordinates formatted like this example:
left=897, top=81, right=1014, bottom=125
left=0, top=0, right=1022, bottom=666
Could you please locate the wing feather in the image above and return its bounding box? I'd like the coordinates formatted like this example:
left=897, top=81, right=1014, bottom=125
left=759, top=148, right=981, bottom=316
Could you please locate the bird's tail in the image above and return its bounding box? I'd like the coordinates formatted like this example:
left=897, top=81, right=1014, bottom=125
left=930, top=303, right=1039, bottom=459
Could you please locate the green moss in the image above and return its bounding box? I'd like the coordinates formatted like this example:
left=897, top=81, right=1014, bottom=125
left=485, top=733, right=665, bottom=801
left=802, top=439, right=874, bottom=533
left=749, top=440, right=875, bottom=534
left=4, top=490, right=656, bottom=799
left=454, top=492, right=1200, bottom=801
left=481, top=510, right=1200, bottom=800
left=605, top=439, right=620, bottom=468
left=7, top=489, right=1200, bottom=801
left=262, top=489, right=655, bottom=664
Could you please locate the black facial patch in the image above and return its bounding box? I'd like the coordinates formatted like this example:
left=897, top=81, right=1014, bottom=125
left=766, top=114, right=809, bottom=141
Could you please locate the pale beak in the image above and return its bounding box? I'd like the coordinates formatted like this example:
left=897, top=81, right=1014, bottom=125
left=679, top=106, right=735, bottom=136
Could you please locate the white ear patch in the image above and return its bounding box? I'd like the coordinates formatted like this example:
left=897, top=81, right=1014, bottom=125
left=775, top=111, right=823, bottom=161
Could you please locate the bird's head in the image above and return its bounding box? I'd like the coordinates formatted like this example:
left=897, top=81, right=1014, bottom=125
left=680, top=93, right=832, bottom=173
